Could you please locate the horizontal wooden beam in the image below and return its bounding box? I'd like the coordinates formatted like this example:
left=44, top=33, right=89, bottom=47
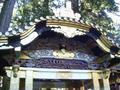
left=5, top=67, right=105, bottom=80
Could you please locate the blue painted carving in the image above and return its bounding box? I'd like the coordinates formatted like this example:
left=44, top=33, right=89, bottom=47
left=28, top=50, right=96, bottom=62
left=15, top=58, right=89, bottom=69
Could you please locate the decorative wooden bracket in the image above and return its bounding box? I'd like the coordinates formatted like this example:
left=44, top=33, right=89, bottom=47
left=103, top=69, right=111, bottom=79
left=12, top=65, right=20, bottom=78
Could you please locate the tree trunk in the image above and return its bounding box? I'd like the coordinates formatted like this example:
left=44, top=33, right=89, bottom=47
left=0, top=0, right=16, bottom=34
left=70, top=0, right=79, bottom=13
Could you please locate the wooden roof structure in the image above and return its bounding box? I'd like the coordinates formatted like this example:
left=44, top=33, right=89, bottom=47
left=0, top=16, right=120, bottom=69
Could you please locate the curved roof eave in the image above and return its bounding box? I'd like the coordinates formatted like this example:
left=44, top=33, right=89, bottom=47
left=0, top=16, right=119, bottom=58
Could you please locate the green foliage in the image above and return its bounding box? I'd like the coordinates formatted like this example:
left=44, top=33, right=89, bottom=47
left=80, top=0, right=118, bottom=28
left=11, top=0, right=120, bottom=44
left=79, top=0, right=120, bottom=44
left=12, top=0, right=53, bottom=28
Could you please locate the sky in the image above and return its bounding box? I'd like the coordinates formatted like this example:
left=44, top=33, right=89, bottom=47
left=53, top=0, right=120, bottom=24
left=107, top=0, right=120, bottom=24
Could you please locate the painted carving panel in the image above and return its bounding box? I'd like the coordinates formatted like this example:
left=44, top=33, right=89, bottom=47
left=21, top=50, right=96, bottom=62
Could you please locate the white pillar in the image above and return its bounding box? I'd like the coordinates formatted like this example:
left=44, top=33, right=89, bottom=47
left=80, top=81, right=85, bottom=90
left=92, top=72, right=100, bottom=90
left=42, top=88, right=47, bottom=90
left=103, top=78, right=110, bottom=90
left=25, top=70, right=33, bottom=90
left=10, top=72, right=20, bottom=90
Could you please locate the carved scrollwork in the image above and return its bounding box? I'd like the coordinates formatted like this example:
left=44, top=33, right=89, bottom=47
left=27, top=50, right=96, bottom=62
left=16, top=58, right=89, bottom=69
left=28, top=50, right=53, bottom=59
left=53, top=49, right=75, bottom=59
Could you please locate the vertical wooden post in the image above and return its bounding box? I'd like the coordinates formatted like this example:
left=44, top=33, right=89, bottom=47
left=68, top=82, right=73, bottom=90
left=10, top=72, right=19, bottom=90
left=25, top=70, right=33, bottom=90
left=73, top=88, right=76, bottom=90
left=57, top=88, right=65, bottom=90
left=42, top=88, right=47, bottom=90
left=80, top=81, right=85, bottom=90
left=103, top=78, right=110, bottom=90
left=92, top=72, right=100, bottom=90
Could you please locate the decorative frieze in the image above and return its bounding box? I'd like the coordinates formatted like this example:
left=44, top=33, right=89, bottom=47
left=27, top=50, right=96, bottom=62
left=15, top=58, right=89, bottom=69
left=28, top=50, right=53, bottom=59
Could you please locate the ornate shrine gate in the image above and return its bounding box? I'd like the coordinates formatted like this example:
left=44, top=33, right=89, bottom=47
left=5, top=66, right=110, bottom=90
left=0, top=1, right=120, bottom=89
left=0, top=16, right=119, bottom=90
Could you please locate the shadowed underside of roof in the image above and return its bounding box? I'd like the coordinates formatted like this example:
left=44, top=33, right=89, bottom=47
left=0, top=16, right=119, bottom=57
left=0, top=16, right=119, bottom=70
